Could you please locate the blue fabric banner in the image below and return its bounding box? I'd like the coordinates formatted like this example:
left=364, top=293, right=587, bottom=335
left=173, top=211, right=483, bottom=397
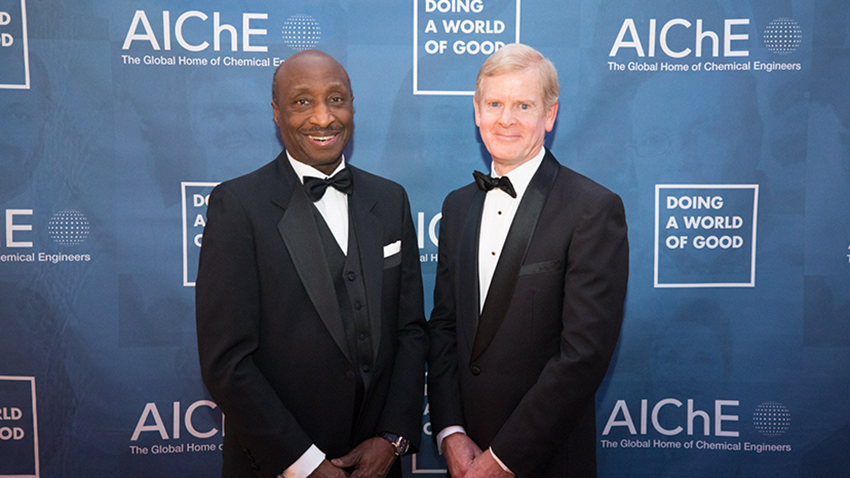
left=1, top=0, right=848, bottom=476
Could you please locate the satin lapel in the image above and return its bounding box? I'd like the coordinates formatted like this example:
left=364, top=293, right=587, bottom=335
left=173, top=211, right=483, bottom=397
left=348, top=168, right=383, bottom=363
left=274, top=155, right=352, bottom=362
left=470, top=151, right=560, bottom=362
left=458, top=189, right=486, bottom=353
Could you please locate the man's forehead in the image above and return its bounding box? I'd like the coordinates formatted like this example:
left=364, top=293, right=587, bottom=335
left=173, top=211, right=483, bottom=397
left=276, top=61, right=350, bottom=91
left=481, top=69, right=541, bottom=91
left=481, top=72, right=543, bottom=100
left=284, top=79, right=350, bottom=96
left=279, top=52, right=345, bottom=77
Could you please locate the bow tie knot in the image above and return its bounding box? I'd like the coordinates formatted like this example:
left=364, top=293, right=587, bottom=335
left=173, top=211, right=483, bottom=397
left=473, top=170, right=517, bottom=198
left=303, top=168, right=354, bottom=201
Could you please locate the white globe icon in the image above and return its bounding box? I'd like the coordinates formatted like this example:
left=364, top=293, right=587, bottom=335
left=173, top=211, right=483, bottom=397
left=282, top=14, right=321, bottom=51
left=763, top=18, right=802, bottom=55
left=48, top=210, right=90, bottom=246
left=753, top=402, right=791, bottom=437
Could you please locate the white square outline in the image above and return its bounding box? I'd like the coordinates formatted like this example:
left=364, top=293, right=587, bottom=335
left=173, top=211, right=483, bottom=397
left=411, top=454, right=446, bottom=474
left=0, top=375, right=39, bottom=478
left=413, top=0, right=521, bottom=96
left=0, top=0, right=30, bottom=90
left=654, top=184, right=759, bottom=288
left=182, top=181, right=219, bottom=287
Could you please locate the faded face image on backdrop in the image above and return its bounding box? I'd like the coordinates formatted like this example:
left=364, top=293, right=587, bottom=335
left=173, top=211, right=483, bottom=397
left=188, top=71, right=274, bottom=181
left=0, top=58, right=49, bottom=203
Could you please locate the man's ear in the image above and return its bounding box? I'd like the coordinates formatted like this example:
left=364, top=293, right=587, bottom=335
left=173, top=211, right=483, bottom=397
left=473, top=96, right=481, bottom=128
left=545, top=101, right=559, bottom=132
left=272, top=101, right=281, bottom=128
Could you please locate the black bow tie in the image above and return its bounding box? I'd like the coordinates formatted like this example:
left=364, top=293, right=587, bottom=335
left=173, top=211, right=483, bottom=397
left=473, top=170, right=516, bottom=198
left=303, top=168, right=353, bottom=202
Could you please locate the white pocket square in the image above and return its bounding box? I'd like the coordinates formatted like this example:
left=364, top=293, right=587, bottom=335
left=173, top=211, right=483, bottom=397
left=383, top=240, right=401, bottom=258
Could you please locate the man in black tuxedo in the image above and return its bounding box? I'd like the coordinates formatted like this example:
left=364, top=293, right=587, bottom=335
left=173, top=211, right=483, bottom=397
left=427, top=43, right=629, bottom=478
left=196, top=50, right=428, bottom=478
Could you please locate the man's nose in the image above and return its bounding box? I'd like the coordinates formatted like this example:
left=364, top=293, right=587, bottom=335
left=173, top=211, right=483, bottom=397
left=310, top=102, right=334, bottom=127
left=497, top=106, right=515, bottom=126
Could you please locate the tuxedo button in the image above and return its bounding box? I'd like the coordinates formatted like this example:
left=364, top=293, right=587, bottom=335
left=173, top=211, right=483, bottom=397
left=359, top=332, right=368, bottom=341
left=345, top=370, right=355, bottom=380
left=362, top=365, right=371, bottom=373
left=347, top=271, right=357, bottom=281
left=471, top=366, right=481, bottom=375
left=354, top=302, right=362, bottom=310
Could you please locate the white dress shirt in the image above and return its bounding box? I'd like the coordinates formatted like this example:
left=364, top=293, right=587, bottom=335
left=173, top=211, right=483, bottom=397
left=477, top=148, right=545, bottom=313
left=288, top=152, right=349, bottom=255
left=280, top=153, right=351, bottom=477
left=436, top=147, right=546, bottom=475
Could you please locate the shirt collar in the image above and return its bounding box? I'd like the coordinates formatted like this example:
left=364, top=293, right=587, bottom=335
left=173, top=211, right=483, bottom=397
left=491, top=147, right=545, bottom=199
left=287, top=150, right=346, bottom=184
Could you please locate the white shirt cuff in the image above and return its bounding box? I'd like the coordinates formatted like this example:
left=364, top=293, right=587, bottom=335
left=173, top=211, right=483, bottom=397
left=489, top=447, right=513, bottom=474
left=435, top=426, right=467, bottom=455
left=280, top=444, right=325, bottom=478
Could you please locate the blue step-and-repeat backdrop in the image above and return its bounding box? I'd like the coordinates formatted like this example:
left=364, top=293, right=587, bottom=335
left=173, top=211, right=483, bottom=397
left=2, top=0, right=849, bottom=476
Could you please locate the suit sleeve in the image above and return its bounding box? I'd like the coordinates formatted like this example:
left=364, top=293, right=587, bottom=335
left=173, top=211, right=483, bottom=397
left=490, top=191, right=629, bottom=477
left=375, top=187, right=429, bottom=450
left=196, top=184, right=313, bottom=475
left=426, top=191, right=467, bottom=436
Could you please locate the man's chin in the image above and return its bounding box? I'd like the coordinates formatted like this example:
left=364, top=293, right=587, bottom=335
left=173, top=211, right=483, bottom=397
left=310, top=149, right=344, bottom=162
left=295, top=150, right=345, bottom=170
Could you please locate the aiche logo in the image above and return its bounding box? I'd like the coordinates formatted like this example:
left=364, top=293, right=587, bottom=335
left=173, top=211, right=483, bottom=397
left=118, top=9, right=330, bottom=68
left=122, top=10, right=268, bottom=52
left=609, top=18, right=751, bottom=59
left=128, top=399, right=223, bottom=457
left=281, top=14, right=320, bottom=52
left=0, top=208, right=93, bottom=263
left=752, top=402, right=791, bottom=437
left=763, top=18, right=802, bottom=56
left=47, top=209, right=89, bottom=246
left=0, top=0, right=30, bottom=89
left=602, top=398, right=741, bottom=438
left=600, top=397, right=794, bottom=454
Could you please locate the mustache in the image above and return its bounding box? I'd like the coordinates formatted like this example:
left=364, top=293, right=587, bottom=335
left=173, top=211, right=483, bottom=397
left=303, top=127, right=344, bottom=134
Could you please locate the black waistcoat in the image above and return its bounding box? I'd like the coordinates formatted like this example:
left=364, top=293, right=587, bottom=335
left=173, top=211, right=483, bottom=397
left=311, top=207, right=374, bottom=426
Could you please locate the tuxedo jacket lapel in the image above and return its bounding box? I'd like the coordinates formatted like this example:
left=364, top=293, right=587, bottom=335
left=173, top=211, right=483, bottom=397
left=273, top=155, right=353, bottom=362
left=458, top=190, right=486, bottom=353
left=470, top=151, right=560, bottom=362
left=348, top=168, right=383, bottom=363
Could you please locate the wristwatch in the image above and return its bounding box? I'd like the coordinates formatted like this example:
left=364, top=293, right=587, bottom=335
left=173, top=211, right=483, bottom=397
left=379, top=432, right=410, bottom=456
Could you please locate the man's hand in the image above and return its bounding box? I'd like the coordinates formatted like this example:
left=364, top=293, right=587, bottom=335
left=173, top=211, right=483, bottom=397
left=462, top=448, right=514, bottom=478
left=307, top=459, right=350, bottom=478
left=442, top=432, right=483, bottom=478
left=330, top=437, right=396, bottom=478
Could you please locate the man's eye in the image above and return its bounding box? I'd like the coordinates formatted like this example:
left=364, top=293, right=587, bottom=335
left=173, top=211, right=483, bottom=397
left=519, top=104, right=530, bottom=110
left=489, top=102, right=500, bottom=108
left=295, top=99, right=310, bottom=106
left=329, top=96, right=344, bottom=103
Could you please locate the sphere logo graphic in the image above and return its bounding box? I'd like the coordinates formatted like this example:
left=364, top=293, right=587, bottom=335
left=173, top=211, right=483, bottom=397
left=763, top=18, right=802, bottom=55
left=281, top=14, right=321, bottom=51
left=753, top=402, right=791, bottom=437
left=48, top=210, right=90, bottom=246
